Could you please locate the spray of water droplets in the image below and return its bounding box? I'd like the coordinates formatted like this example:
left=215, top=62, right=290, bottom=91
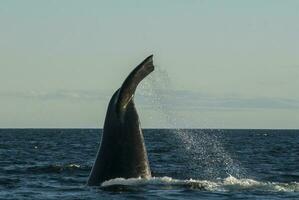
left=136, top=65, right=246, bottom=179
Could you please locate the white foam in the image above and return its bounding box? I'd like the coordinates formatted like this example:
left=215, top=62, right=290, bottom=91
left=101, top=176, right=299, bottom=192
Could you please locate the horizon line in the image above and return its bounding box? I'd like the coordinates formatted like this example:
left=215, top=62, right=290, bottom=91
left=0, top=127, right=298, bottom=130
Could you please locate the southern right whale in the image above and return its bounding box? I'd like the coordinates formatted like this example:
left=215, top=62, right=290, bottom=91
left=87, top=55, right=154, bottom=186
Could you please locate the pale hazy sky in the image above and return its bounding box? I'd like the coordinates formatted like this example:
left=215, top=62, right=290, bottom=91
left=1, top=0, right=298, bottom=128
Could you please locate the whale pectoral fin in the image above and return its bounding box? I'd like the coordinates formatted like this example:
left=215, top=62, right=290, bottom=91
left=116, top=55, right=154, bottom=113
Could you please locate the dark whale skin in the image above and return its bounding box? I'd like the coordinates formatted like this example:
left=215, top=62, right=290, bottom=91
left=87, top=55, right=154, bottom=186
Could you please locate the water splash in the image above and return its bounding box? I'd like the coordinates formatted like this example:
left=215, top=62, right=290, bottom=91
left=137, top=66, right=245, bottom=179
left=101, top=176, right=299, bottom=192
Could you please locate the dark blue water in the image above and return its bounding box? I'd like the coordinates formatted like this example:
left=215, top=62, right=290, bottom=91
left=0, top=129, right=298, bottom=199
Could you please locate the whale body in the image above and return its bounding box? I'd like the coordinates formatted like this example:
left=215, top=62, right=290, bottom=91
left=87, top=55, right=154, bottom=185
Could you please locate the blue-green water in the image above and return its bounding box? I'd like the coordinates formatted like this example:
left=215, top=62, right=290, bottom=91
left=1, top=129, right=298, bottom=199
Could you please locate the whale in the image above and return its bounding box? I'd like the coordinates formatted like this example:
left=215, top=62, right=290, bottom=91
left=87, top=55, right=154, bottom=186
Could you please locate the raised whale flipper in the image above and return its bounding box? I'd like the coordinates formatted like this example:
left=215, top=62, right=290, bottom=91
left=117, top=55, right=154, bottom=113
left=87, top=55, right=154, bottom=186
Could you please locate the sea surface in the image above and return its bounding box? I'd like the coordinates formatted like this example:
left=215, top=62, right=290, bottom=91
left=0, top=129, right=298, bottom=199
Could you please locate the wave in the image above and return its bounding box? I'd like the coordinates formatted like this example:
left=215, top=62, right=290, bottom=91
left=101, top=175, right=299, bottom=192
left=29, top=163, right=82, bottom=172
left=26, top=163, right=87, bottom=174
left=4, top=163, right=87, bottom=174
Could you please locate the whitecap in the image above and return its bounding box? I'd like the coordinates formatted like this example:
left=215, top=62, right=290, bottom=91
left=101, top=175, right=299, bottom=192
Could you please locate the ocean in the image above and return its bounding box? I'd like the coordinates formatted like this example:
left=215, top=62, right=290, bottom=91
left=0, top=129, right=298, bottom=199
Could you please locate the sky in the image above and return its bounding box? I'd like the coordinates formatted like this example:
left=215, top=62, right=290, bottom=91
left=0, top=0, right=298, bottom=128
